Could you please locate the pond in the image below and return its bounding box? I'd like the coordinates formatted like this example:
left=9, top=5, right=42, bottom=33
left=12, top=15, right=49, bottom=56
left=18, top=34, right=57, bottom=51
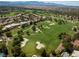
left=0, top=53, right=5, bottom=57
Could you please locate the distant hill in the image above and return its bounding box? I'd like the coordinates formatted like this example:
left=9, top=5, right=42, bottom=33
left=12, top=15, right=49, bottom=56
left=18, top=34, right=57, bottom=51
left=0, top=1, right=66, bottom=7
left=0, top=1, right=79, bottom=9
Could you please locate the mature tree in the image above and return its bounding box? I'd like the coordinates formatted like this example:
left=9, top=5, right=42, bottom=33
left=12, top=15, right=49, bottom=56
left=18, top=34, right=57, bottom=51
left=5, top=31, right=12, bottom=37
left=17, top=29, right=23, bottom=35
left=58, top=20, right=63, bottom=25
left=12, top=35, right=26, bottom=57
left=73, top=27, right=77, bottom=32
left=54, top=18, right=58, bottom=22
left=1, top=41, right=8, bottom=57
left=58, top=32, right=66, bottom=40
left=18, top=34, right=23, bottom=41
left=26, top=31, right=30, bottom=36
left=51, top=50, right=57, bottom=57
left=32, top=25, right=36, bottom=32
left=2, top=45, right=8, bottom=57
left=73, top=32, right=79, bottom=40
left=20, top=52, right=26, bottom=57
left=63, top=40, right=73, bottom=54
left=41, top=49, right=48, bottom=57
left=48, top=16, right=52, bottom=21
left=12, top=37, right=21, bottom=46
left=17, top=29, right=24, bottom=41
left=21, top=24, right=28, bottom=29
left=12, top=28, right=25, bottom=55
left=12, top=45, right=21, bottom=57
left=62, top=34, right=74, bottom=54
left=0, top=25, right=3, bottom=36
left=30, top=21, right=33, bottom=25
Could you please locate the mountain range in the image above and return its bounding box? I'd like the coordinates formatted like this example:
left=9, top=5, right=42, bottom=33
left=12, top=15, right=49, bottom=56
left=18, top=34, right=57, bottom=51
left=0, top=1, right=66, bottom=7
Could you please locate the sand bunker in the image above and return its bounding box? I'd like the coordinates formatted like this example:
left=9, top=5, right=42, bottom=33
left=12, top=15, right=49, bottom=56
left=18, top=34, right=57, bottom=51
left=49, top=23, right=55, bottom=26
left=21, top=38, right=29, bottom=47
left=36, top=41, right=45, bottom=50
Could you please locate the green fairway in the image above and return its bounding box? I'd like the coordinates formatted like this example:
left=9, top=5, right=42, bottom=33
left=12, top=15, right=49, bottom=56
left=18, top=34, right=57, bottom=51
left=20, top=19, right=74, bottom=56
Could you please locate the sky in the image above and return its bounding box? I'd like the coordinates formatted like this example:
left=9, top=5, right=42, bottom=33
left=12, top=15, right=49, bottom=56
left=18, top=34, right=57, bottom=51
left=0, top=0, right=79, bottom=6
left=53, top=1, right=79, bottom=6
